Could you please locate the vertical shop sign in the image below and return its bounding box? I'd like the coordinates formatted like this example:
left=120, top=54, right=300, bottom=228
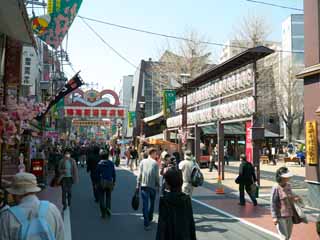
left=245, top=121, right=253, bottom=163
left=163, top=90, right=176, bottom=117
left=306, top=121, right=318, bottom=165
left=4, top=37, right=22, bottom=88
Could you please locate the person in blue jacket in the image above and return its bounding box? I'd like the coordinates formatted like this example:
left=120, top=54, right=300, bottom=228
left=96, top=150, right=116, bottom=218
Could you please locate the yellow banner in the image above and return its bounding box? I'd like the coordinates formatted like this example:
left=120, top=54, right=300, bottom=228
left=306, top=121, right=318, bottom=165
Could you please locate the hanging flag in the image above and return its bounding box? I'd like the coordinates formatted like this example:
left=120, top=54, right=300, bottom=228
left=36, top=72, right=83, bottom=120
left=32, top=0, right=83, bottom=49
left=128, top=111, right=137, bottom=128
left=163, top=90, right=176, bottom=117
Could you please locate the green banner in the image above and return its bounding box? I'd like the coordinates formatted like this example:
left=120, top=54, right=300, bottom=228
left=128, top=111, right=136, bottom=128
left=163, top=90, right=176, bottom=117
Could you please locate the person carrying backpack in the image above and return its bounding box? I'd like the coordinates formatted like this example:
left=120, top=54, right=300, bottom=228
left=96, top=150, right=116, bottom=218
left=0, top=172, right=64, bottom=240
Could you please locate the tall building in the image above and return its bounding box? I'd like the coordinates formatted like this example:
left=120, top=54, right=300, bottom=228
left=282, top=14, right=304, bottom=67
left=280, top=14, right=305, bottom=140
left=119, top=75, right=133, bottom=137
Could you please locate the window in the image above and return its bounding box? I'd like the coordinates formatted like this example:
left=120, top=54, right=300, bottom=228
left=25, top=57, right=31, bottom=66
left=292, top=38, right=304, bottom=51
left=24, top=67, right=31, bottom=75
left=293, top=53, right=304, bottom=65
left=292, top=24, right=304, bottom=36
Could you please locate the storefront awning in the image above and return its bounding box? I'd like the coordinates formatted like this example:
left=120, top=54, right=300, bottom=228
left=0, top=0, right=35, bottom=44
left=201, top=124, right=281, bottom=138
left=143, top=111, right=165, bottom=127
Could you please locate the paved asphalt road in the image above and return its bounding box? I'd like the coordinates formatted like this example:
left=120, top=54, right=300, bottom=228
left=70, top=167, right=276, bottom=240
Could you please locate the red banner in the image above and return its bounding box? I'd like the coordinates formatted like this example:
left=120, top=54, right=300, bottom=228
left=117, top=109, right=124, bottom=117
left=93, top=109, right=99, bottom=116
left=101, top=109, right=107, bottom=116
left=76, top=109, right=82, bottom=116
left=84, top=109, right=91, bottom=116
left=245, top=121, right=253, bottom=163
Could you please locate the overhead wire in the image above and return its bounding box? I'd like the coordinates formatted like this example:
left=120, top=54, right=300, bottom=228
left=245, top=0, right=304, bottom=12
left=80, top=16, right=138, bottom=69
left=78, top=15, right=304, bottom=54
left=80, top=17, right=170, bottom=87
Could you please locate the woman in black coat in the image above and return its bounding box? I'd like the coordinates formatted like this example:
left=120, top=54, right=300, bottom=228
left=156, top=168, right=196, bottom=240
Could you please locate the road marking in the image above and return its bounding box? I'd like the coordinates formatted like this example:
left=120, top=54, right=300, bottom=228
left=191, top=198, right=279, bottom=239
left=63, top=207, right=72, bottom=240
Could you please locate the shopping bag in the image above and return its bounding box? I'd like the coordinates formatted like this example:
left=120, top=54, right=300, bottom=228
left=250, top=183, right=259, bottom=198
left=292, top=201, right=308, bottom=224
left=131, top=189, right=140, bottom=211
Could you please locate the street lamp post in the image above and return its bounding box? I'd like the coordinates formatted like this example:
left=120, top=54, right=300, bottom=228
left=138, top=99, right=146, bottom=138
left=180, top=74, right=191, bottom=150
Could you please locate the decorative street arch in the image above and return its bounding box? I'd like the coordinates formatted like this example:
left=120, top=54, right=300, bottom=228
left=64, top=88, right=125, bottom=120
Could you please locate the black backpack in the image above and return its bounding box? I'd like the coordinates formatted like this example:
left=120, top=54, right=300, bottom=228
left=190, top=164, right=204, bottom=187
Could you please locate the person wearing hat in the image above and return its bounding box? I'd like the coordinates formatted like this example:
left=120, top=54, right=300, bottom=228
left=0, top=172, right=64, bottom=240
left=178, top=150, right=195, bottom=196
left=271, top=167, right=301, bottom=240
left=58, top=148, right=79, bottom=210
left=96, top=149, right=116, bottom=218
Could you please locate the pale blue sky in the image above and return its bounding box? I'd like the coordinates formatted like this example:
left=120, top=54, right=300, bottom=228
left=64, top=0, right=303, bottom=92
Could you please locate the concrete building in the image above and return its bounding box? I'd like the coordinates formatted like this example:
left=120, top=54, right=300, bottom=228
left=119, top=75, right=133, bottom=137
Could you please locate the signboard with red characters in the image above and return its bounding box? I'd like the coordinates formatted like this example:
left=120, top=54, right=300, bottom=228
left=64, top=88, right=124, bottom=120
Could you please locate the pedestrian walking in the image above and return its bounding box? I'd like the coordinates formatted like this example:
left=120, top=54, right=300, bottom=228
left=96, top=150, right=116, bottom=218
left=160, top=154, right=175, bottom=194
left=58, top=149, right=79, bottom=210
left=271, top=167, right=302, bottom=240
left=79, top=144, right=87, bottom=168
left=115, top=145, right=121, bottom=167
left=136, top=148, right=160, bottom=231
left=0, top=172, right=64, bottom=240
left=209, top=145, right=218, bottom=172
left=224, top=146, right=229, bottom=165
left=160, top=148, right=168, bottom=162
left=236, top=154, right=257, bottom=206
left=87, top=145, right=101, bottom=202
left=178, top=150, right=195, bottom=196
left=156, top=167, right=196, bottom=240
left=130, top=147, right=139, bottom=171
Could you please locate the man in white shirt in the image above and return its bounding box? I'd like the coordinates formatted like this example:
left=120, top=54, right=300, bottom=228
left=179, top=150, right=195, bottom=196
left=0, top=172, right=64, bottom=240
left=136, top=148, right=160, bottom=231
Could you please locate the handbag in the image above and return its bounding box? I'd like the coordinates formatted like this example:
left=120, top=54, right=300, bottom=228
left=100, top=179, right=114, bottom=191
left=131, top=189, right=140, bottom=211
left=250, top=183, right=259, bottom=198
left=292, top=201, right=308, bottom=224
left=235, top=176, right=241, bottom=184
